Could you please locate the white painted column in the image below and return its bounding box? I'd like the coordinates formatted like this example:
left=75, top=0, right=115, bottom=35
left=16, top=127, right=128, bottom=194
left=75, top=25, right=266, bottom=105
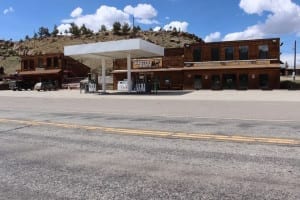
left=101, top=58, right=106, bottom=93
left=127, top=53, right=132, bottom=93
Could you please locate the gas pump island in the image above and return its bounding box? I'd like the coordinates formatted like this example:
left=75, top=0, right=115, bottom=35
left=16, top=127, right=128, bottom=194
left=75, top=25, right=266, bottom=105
left=64, top=39, right=164, bottom=93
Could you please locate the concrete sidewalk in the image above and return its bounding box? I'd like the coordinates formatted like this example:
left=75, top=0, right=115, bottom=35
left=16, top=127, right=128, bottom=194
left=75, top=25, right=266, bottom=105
left=0, top=89, right=300, bottom=102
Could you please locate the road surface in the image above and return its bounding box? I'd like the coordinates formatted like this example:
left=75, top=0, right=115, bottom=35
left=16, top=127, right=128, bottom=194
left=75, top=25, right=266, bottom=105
left=0, top=90, right=299, bottom=199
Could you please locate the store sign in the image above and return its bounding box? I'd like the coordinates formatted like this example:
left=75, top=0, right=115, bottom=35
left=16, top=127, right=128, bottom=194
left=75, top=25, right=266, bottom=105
left=133, top=58, right=162, bottom=69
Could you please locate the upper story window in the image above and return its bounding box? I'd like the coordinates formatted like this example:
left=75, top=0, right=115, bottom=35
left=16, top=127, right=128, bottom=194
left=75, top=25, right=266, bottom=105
left=38, top=58, right=43, bottom=68
left=211, top=47, right=220, bottom=61
left=239, top=46, right=249, bottom=60
left=225, top=47, right=234, bottom=60
left=23, top=60, right=29, bottom=70
left=29, top=59, right=34, bottom=70
left=47, top=57, right=52, bottom=67
left=53, top=57, right=59, bottom=68
left=258, top=45, right=269, bottom=59
left=193, top=48, right=201, bottom=62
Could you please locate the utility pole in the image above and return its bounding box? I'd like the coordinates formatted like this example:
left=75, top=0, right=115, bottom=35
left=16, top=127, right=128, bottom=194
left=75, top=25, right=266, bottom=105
left=294, top=40, right=296, bottom=81
left=132, top=16, right=135, bottom=29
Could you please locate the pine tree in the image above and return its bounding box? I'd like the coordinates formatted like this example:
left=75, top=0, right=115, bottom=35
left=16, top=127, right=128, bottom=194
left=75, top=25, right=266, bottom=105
left=112, top=22, right=121, bottom=35
left=33, top=32, right=38, bottom=39
left=51, top=25, right=59, bottom=37
left=122, top=23, right=131, bottom=35
left=69, top=23, right=80, bottom=37
left=38, top=26, right=50, bottom=38
left=25, top=35, right=30, bottom=40
left=80, top=24, right=93, bottom=35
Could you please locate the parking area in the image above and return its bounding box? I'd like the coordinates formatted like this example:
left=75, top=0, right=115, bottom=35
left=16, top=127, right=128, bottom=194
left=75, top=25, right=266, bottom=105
left=0, top=89, right=300, bottom=102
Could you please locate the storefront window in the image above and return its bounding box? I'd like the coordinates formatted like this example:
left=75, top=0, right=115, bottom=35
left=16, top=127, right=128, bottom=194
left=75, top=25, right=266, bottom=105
left=222, top=74, right=236, bottom=89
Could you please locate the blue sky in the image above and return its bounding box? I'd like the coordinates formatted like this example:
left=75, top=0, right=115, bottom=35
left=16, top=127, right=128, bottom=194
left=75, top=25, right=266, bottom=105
left=1, top=0, right=300, bottom=66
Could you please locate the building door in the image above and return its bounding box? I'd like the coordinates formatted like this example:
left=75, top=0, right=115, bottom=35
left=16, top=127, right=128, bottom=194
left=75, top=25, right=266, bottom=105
left=211, top=75, right=222, bottom=90
left=259, top=74, right=269, bottom=89
left=194, top=75, right=202, bottom=90
left=239, top=74, right=248, bottom=90
left=222, top=74, right=236, bottom=89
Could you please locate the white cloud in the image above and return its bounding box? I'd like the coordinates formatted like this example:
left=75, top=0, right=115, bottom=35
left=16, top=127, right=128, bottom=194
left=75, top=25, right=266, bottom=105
left=57, top=24, right=71, bottom=35
left=153, top=26, right=162, bottom=32
left=223, top=0, right=300, bottom=41
left=124, top=3, right=158, bottom=25
left=3, top=7, right=14, bottom=15
left=163, top=21, right=188, bottom=32
left=204, top=32, right=221, bottom=42
left=136, top=18, right=159, bottom=25
left=59, top=5, right=130, bottom=33
left=61, top=18, right=74, bottom=24
left=58, top=4, right=190, bottom=35
left=70, top=7, right=83, bottom=18
left=223, top=24, right=264, bottom=41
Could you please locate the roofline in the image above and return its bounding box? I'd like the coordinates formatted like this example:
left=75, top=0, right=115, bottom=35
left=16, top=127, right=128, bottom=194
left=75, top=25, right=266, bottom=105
left=206, top=38, right=280, bottom=44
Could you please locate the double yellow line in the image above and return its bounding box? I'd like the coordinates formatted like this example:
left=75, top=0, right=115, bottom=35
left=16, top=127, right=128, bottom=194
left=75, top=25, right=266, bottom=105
left=0, top=118, right=299, bottom=146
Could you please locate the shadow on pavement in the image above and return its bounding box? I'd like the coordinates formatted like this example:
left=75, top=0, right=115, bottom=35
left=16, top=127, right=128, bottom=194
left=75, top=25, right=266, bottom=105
left=97, top=90, right=193, bottom=96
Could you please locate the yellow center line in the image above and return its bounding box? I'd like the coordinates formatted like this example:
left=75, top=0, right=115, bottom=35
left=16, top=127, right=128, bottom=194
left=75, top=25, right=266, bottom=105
left=0, top=118, right=299, bottom=146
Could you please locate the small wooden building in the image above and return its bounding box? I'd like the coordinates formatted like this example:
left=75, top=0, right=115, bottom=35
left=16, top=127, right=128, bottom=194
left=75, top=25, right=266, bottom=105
left=112, top=38, right=281, bottom=90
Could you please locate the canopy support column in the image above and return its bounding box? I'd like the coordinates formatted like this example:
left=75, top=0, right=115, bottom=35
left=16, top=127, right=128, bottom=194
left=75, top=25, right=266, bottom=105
left=101, top=58, right=106, bottom=93
left=127, top=53, right=132, bottom=93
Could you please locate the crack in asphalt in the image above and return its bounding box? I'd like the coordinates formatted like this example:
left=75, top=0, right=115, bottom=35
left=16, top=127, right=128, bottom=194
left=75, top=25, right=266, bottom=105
left=0, top=125, right=32, bottom=134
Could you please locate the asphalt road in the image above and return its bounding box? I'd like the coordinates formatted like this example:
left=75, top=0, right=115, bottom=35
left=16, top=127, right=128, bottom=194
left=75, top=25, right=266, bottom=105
left=0, top=93, right=299, bottom=199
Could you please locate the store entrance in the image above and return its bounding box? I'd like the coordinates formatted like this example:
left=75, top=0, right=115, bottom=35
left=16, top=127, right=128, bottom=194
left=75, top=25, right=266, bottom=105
left=194, top=75, right=202, bottom=90
left=259, top=74, right=269, bottom=89
left=239, top=74, right=248, bottom=90
left=211, top=75, right=222, bottom=90
left=222, top=74, right=237, bottom=89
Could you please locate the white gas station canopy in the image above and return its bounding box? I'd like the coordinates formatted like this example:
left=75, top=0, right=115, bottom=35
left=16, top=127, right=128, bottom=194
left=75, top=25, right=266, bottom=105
left=64, top=39, right=164, bottom=93
left=64, top=38, right=164, bottom=58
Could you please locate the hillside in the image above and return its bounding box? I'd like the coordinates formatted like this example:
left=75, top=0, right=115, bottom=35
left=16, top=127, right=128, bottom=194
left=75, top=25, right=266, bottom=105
left=0, top=30, right=202, bottom=75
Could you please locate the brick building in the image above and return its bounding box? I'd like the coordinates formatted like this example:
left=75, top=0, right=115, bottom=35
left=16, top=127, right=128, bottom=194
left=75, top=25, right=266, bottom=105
left=18, top=53, right=90, bottom=88
left=112, top=38, right=281, bottom=90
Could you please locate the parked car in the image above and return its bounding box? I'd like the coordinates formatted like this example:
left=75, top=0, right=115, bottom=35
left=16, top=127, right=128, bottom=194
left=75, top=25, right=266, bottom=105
left=34, top=81, right=57, bottom=91
left=9, top=80, right=34, bottom=91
